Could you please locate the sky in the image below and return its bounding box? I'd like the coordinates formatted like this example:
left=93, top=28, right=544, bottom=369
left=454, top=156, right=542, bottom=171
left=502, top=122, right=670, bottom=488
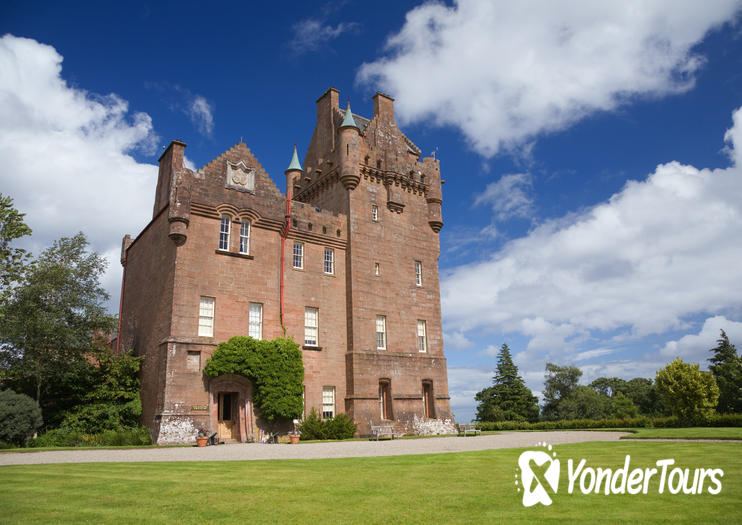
left=2, top=1, right=742, bottom=421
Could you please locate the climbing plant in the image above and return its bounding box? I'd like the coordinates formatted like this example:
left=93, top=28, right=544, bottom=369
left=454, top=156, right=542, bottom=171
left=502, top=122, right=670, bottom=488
left=204, top=336, right=304, bottom=421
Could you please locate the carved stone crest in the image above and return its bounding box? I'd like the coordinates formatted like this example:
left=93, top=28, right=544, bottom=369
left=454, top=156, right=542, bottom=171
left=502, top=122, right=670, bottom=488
left=226, top=161, right=255, bottom=192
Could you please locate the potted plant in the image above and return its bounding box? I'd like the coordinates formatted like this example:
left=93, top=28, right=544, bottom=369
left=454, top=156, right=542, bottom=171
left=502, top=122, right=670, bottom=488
left=196, top=430, right=209, bottom=447
left=288, top=431, right=300, bottom=444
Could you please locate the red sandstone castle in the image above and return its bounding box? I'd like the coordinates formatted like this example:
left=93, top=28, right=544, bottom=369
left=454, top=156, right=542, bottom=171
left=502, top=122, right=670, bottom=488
left=118, top=88, right=452, bottom=443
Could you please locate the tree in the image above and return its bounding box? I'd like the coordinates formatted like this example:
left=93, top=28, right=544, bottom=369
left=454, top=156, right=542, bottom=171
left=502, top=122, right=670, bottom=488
left=708, top=330, right=742, bottom=414
left=655, top=358, right=719, bottom=424
left=612, top=391, right=639, bottom=419
left=589, top=377, right=627, bottom=398
left=556, top=385, right=613, bottom=420
left=0, top=389, right=43, bottom=445
left=0, top=194, right=32, bottom=304
left=0, top=233, right=114, bottom=423
left=542, top=363, right=582, bottom=420
left=475, top=344, right=539, bottom=422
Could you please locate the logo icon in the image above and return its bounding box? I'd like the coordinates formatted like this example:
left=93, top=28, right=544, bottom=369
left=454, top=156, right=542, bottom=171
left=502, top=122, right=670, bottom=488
left=516, top=442, right=560, bottom=507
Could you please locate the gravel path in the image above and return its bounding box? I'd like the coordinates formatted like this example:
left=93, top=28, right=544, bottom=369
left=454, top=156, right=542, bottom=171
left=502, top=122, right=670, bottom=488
left=0, top=431, right=629, bottom=465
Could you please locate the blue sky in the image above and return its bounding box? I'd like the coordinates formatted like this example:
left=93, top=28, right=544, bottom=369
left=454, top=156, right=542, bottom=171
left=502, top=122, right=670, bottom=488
left=2, top=1, right=742, bottom=421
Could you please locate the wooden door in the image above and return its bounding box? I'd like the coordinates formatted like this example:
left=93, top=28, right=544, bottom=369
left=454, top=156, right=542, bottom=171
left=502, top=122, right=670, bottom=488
left=218, top=392, right=234, bottom=440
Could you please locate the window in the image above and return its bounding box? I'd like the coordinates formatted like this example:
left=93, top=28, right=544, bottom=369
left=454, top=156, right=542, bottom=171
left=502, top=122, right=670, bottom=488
left=187, top=351, right=200, bottom=371
left=249, top=303, right=263, bottom=339
left=375, top=262, right=380, bottom=276
left=198, top=296, right=214, bottom=337
left=415, top=260, right=422, bottom=286
left=379, top=380, right=392, bottom=420
left=239, top=220, right=250, bottom=254
left=219, top=215, right=230, bottom=251
left=417, top=320, right=427, bottom=352
left=322, top=386, right=335, bottom=419
left=376, top=315, right=386, bottom=350
left=304, top=307, right=318, bottom=346
left=324, top=248, right=334, bottom=274
left=293, top=242, right=304, bottom=269
left=371, top=204, right=378, bottom=222
left=423, top=381, right=435, bottom=418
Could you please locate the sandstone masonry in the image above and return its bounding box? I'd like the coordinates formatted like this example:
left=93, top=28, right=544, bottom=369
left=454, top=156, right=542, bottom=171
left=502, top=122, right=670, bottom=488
left=118, top=88, right=452, bottom=443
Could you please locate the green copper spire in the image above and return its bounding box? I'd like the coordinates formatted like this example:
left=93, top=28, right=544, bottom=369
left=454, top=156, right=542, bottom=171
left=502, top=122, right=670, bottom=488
left=340, top=100, right=358, bottom=129
left=286, top=144, right=303, bottom=172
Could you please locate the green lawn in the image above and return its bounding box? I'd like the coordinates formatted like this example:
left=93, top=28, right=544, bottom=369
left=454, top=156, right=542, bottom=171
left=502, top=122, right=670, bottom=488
left=621, top=427, right=742, bottom=440
left=1, top=441, right=740, bottom=523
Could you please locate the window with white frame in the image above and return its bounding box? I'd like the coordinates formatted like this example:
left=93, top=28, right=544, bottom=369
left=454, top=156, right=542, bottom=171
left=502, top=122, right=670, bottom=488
left=322, top=386, right=335, bottom=419
left=415, top=260, right=422, bottom=286
left=198, top=296, right=215, bottom=337
left=324, top=248, right=334, bottom=274
left=248, top=303, right=263, bottom=339
left=417, top=320, right=427, bottom=352
left=293, top=242, right=304, bottom=269
left=376, top=315, right=386, bottom=350
left=372, top=204, right=378, bottom=222
left=304, top=307, right=318, bottom=346
left=239, top=219, right=250, bottom=254
left=186, top=351, right=200, bottom=371
left=219, top=215, right=230, bottom=251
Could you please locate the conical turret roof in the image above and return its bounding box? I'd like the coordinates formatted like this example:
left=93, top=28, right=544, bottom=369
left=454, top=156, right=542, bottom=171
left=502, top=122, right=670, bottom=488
left=286, top=144, right=303, bottom=172
left=340, top=101, right=358, bottom=129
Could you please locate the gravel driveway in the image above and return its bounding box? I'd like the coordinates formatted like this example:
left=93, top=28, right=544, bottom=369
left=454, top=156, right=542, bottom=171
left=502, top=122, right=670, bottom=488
left=0, top=431, right=629, bottom=466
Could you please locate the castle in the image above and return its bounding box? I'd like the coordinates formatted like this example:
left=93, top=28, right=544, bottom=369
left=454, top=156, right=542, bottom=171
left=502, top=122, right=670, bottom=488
left=117, top=88, right=452, bottom=443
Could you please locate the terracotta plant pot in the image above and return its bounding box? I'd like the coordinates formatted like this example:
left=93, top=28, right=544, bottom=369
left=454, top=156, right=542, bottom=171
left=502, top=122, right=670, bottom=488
left=289, top=434, right=300, bottom=444
left=196, top=436, right=208, bottom=447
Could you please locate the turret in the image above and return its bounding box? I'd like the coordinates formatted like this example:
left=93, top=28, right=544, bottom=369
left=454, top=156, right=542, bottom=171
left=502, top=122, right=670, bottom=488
left=424, top=157, right=443, bottom=233
left=285, top=144, right=304, bottom=200
left=338, top=100, right=361, bottom=190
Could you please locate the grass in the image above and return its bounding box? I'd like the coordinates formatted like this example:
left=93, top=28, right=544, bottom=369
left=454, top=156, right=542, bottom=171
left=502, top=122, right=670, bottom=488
left=0, top=441, right=740, bottom=523
left=621, top=427, right=742, bottom=440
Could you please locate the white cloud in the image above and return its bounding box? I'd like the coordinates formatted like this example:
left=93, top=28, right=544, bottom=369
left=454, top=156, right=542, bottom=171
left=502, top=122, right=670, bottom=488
left=188, top=95, right=214, bottom=136
left=290, top=19, right=359, bottom=55
left=444, top=329, right=474, bottom=350
left=358, top=0, right=741, bottom=156
left=0, top=35, right=158, bottom=310
left=660, top=315, right=742, bottom=363
left=474, top=172, right=533, bottom=221
left=446, top=366, right=493, bottom=421
left=442, top=106, right=742, bottom=356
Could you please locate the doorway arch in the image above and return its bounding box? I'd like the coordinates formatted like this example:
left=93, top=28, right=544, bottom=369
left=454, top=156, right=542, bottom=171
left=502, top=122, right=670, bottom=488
left=208, top=374, right=255, bottom=443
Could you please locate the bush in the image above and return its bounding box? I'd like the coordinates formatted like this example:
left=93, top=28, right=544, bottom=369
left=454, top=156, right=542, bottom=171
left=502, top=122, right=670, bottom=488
left=27, top=426, right=152, bottom=448
left=0, top=389, right=43, bottom=445
left=298, top=408, right=357, bottom=440
left=474, top=414, right=742, bottom=431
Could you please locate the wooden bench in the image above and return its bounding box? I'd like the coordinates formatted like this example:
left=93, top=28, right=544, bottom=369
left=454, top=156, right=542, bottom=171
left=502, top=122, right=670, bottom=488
left=370, top=425, right=399, bottom=440
left=457, top=423, right=481, bottom=436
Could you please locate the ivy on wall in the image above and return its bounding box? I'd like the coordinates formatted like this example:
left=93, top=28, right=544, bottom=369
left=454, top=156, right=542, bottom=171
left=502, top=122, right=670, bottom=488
left=204, top=336, right=304, bottom=421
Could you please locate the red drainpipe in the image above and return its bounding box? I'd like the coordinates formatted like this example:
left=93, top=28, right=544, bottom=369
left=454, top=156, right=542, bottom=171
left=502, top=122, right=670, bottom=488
left=116, top=262, right=126, bottom=355
left=280, top=195, right=292, bottom=334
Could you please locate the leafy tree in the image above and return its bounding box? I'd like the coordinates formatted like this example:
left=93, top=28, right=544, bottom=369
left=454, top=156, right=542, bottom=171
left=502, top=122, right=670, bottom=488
left=0, top=233, right=114, bottom=421
left=0, top=194, right=32, bottom=304
left=708, top=330, right=742, bottom=414
left=204, top=336, right=304, bottom=423
left=57, top=348, right=144, bottom=434
left=655, top=358, right=719, bottom=424
left=475, top=344, right=539, bottom=422
left=0, top=389, right=43, bottom=445
left=555, top=385, right=613, bottom=420
left=589, top=377, right=627, bottom=398
left=623, top=377, right=666, bottom=417
left=612, top=391, right=639, bottom=419
left=542, top=363, right=582, bottom=420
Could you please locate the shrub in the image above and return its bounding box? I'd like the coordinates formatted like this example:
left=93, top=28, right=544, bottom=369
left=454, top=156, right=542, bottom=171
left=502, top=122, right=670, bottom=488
left=656, top=358, right=719, bottom=425
left=27, top=426, right=152, bottom=448
left=298, top=408, right=357, bottom=440
left=0, top=389, right=43, bottom=445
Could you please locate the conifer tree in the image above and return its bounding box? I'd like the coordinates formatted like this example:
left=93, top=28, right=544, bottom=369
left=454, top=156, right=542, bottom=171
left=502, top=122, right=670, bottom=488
left=709, top=330, right=742, bottom=414
left=475, top=344, right=539, bottom=422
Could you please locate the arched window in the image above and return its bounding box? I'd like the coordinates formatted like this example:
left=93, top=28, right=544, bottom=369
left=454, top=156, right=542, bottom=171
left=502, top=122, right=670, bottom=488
left=219, top=215, right=230, bottom=251
left=239, top=219, right=250, bottom=254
